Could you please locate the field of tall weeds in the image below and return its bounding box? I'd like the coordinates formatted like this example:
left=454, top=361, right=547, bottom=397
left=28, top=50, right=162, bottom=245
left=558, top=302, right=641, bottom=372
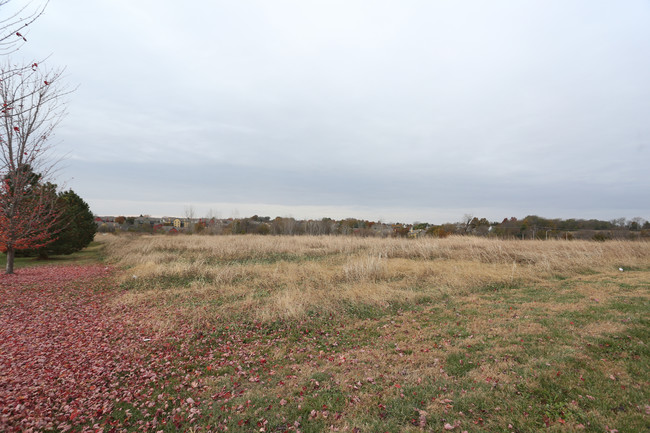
left=102, top=234, right=650, bottom=328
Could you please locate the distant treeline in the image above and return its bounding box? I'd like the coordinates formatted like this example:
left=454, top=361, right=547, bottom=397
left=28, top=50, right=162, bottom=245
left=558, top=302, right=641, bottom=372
left=97, top=214, right=650, bottom=241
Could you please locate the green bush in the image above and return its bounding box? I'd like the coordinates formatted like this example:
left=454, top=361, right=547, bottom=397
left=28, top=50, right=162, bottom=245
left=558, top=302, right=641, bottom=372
left=39, top=190, right=96, bottom=257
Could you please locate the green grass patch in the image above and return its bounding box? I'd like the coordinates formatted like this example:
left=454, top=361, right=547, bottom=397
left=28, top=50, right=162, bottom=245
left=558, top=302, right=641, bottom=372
left=445, top=351, right=480, bottom=376
left=0, top=241, right=105, bottom=270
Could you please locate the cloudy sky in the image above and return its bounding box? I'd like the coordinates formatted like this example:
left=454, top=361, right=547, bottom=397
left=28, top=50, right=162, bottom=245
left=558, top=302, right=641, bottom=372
left=11, top=0, right=650, bottom=223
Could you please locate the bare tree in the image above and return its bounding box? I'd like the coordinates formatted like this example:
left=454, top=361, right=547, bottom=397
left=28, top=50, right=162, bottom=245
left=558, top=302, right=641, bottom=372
left=283, top=217, right=297, bottom=235
left=204, top=208, right=222, bottom=234
left=184, top=205, right=195, bottom=232
left=0, top=62, right=67, bottom=273
left=610, top=217, right=627, bottom=229
left=628, top=217, right=645, bottom=231
left=1, top=0, right=48, bottom=55
left=459, top=213, right=474, bottom=234
left=1, top=1, right=53, bottom=109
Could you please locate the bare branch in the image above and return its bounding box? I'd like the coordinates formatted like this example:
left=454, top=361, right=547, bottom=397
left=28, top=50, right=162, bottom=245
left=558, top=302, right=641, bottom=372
left=0, top=0, right=49, bottom=55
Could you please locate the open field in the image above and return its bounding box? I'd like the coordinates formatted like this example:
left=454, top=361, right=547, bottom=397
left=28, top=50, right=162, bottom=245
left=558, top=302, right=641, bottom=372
left=104, top=234, right=650, bottom=326
left=2, top=235, right=649, bottom=432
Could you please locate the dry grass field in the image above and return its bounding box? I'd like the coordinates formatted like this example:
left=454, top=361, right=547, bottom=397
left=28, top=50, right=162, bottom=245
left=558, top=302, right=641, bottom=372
left=98, top=234, right=649, bottom=432
left=104, top=234, right=649, bottom=325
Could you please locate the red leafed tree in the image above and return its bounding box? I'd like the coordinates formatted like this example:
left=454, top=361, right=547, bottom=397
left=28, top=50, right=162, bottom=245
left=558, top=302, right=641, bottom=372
left=0, top=63, right=67, bottom=273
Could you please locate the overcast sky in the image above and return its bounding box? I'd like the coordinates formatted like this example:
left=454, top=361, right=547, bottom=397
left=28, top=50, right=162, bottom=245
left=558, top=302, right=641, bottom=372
left=10, top=0, right=650, bottom=223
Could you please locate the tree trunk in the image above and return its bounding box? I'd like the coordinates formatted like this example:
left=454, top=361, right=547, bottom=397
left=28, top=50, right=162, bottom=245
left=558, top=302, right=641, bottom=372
left=5, top=247, right=15, bottom=274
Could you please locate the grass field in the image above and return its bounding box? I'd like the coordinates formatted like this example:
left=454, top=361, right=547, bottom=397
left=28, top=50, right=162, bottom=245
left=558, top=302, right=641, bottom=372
left=0, top=241, right=106, bottom=270
left=92, top=234, right=650, bottom=432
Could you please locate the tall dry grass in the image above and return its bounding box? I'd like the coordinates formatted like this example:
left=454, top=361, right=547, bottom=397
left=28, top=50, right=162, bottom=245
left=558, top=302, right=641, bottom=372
left=100, top=234, right=650, bottom=328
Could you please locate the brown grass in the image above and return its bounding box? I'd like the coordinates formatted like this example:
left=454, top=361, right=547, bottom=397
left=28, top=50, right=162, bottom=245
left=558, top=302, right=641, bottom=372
left=91, top=234, right=650, bottom=432
left=100, top=234, right=650, bottom=328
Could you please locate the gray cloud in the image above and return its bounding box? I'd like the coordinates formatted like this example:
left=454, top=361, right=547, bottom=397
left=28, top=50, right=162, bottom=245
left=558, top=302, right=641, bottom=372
left=13, top=0, right=650, bottom=222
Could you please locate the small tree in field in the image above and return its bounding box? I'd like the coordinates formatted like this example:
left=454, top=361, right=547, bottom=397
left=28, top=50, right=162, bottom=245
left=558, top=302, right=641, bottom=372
left=0, top=63, right=67, bottom=273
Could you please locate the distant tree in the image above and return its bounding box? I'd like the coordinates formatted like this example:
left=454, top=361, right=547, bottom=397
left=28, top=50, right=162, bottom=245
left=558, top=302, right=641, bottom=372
left=628, top=217, right=645, bottom=231
left=519, top=222, right=528, bottom=239
left=459, top=214, right=473, bottom=234
left=472, top=217, right=491, bottom=236
left=304, top=219, right=318, bottom=235
left=271, top=217, right=298, bottom=235
left=559, top=219, right=579, bottom=231
left=256, top=223, right=270, bottom=235
left=610, top=217, right=627, bottom=229
left=426, top=225, right=450, bottom=238
left=115, top=216, right=126, bottom=225
left=193, top=220, right=205, bottom=234
left=392, top=225, right=410, bottom=238
left=584, top=219, right=612, bottom=230
left=184, top=205, right=196, bottom=232
left=37, top=190, right=95, bottom=257
left=284, top=217, right=298, bottom=235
